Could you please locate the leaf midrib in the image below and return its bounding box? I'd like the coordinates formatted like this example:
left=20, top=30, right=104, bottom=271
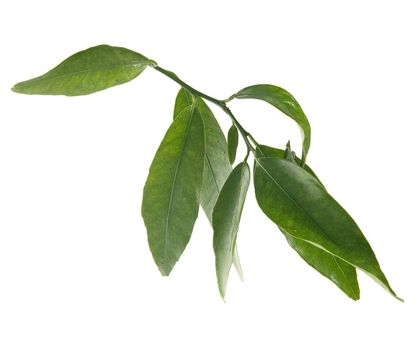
left=163, top=106, right=195, bottom=266
left=332, top=255, right=358, bottom=299
left=17, top=60, right=148, bottom=85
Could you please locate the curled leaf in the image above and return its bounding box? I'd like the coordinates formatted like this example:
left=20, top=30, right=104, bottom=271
left=235, top=84, right=311, bottom=165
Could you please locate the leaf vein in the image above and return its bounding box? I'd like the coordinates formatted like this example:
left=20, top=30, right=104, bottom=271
left=163, top=106, right=195, bottom=266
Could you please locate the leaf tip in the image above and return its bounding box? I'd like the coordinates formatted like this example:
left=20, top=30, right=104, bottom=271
left=11, top=83, right=20, bottom=93
left=349, top=292, right=360, bottom=301
left=218, top=289, right=226, bottom=303
left=395, top=295, right=404, bottom=303
left=157, top=264, right=173, bottom=277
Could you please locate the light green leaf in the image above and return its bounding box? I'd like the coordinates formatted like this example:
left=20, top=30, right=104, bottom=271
left=256, top=144, right=358, bottom=299
left=142, top=105, right=204, bottom=276
left=173, top=89, right=244, bottom=279
left=234, top=84, right=311, bottom=164
left=227, top=124, right=239, bottom=165
left=213, top=162, right=250, bottom=299
left=12, top=45, right=153, bottom=96
left=254, top=156, right=401, bottom=301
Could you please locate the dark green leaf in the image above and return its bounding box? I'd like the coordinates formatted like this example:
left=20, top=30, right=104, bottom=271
left=235, top=84, right=311, bottom=164
left=227, top=125, right=239, bottom=165
left=213, top=162, right=250, bottom=299
left=12, top=45, right=153, bottom=96
left=173, top=89, right=244, bottom=279
left=256, top=144, right=359, bottom=299
left=142, top=105, right=204, bottom=276
left=254, top=156, right=401, bottom=301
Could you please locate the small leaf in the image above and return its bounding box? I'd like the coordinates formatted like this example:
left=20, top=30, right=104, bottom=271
left=227, top=124, right=239, bottom=165
left=284, top=141, right=296, bottom=162
left=12, top=45, right=153, bottom=96
left=142, top=105, right=204, bottom=276
left=213, top=162, right=250, bottom=299
left=235, top=84, right=311, bottom=164
left=256, top=144, right=358, bottom=299
left=254, top=156, right=401, bottom=301
left=174, top=88, right=245, bottom=279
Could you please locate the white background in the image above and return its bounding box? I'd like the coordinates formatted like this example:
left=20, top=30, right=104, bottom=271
left=0, top=0, right=418, bottom=349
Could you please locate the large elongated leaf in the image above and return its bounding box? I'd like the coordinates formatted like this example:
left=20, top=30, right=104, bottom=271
left=234, top=84, right=311, bottom=164
left=256, top=144, right=359, bottom=299
left=174, top=89, right=244, bottom=279
left=173, top=89, right=231, bottom=220
left=142, top=105, right=204, bottom=276
left=254, top=156, right=401, bottom=301
left=227, top=124, right=239, bottom=165
left=12, top=45, right=153, bottom=96
left=213, top=162, right=250, bottom=299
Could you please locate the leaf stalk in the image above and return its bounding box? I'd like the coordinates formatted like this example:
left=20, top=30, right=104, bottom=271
left=153, top=65, right=255, bottom=153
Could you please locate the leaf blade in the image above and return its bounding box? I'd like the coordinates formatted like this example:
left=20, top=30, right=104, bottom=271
left=227, top=124, right=239, bottom=165
left=142, top=105, right=204, bottom=276
left=235, top=84, right=311, bottom=164
left=213, top=162, right=250, bottom=299
left=12, top=45, right=153, bottom=96
left=254, top=156, right=400, bottom=300
left=256, top=144, right=359, bottom=299
left=173, top=89, right=245, bottom=280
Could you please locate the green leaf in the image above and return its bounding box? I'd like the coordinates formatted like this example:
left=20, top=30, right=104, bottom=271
left=256, top=144, right=359, bottom=299
left=227, top=124, right=239, bottom=165
left=173, top=88, right=244, bottom=279
left=141, top=104, right=204, bottom=276
left=234, top=84, right=311, bottom=164
left=254, top=156, right=401, bottom=301
left=213, top=162, right=250, bottom=299
left=12, top=45, right=153, bottom=96
left=173, top=89, right=230, bottom=219
left=284, top=141, right=296, bottom=162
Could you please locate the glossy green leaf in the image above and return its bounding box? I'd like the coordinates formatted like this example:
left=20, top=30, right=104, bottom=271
left=213, top=162, right=250, bottom=299
left=256, top=144, right=359, bottom=299
left=142, top=105, right=204, bottom=276
left=227, top=124, right=239, bottom=165
left=254, top=156, right=401, bottom=301
left=174, top=89, right=244, bottom=279
left=173, top=89, right=230, bottom=219
left=234, top=84, right=311, bottom=164
left=12, top=45, right=153, bottom=96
